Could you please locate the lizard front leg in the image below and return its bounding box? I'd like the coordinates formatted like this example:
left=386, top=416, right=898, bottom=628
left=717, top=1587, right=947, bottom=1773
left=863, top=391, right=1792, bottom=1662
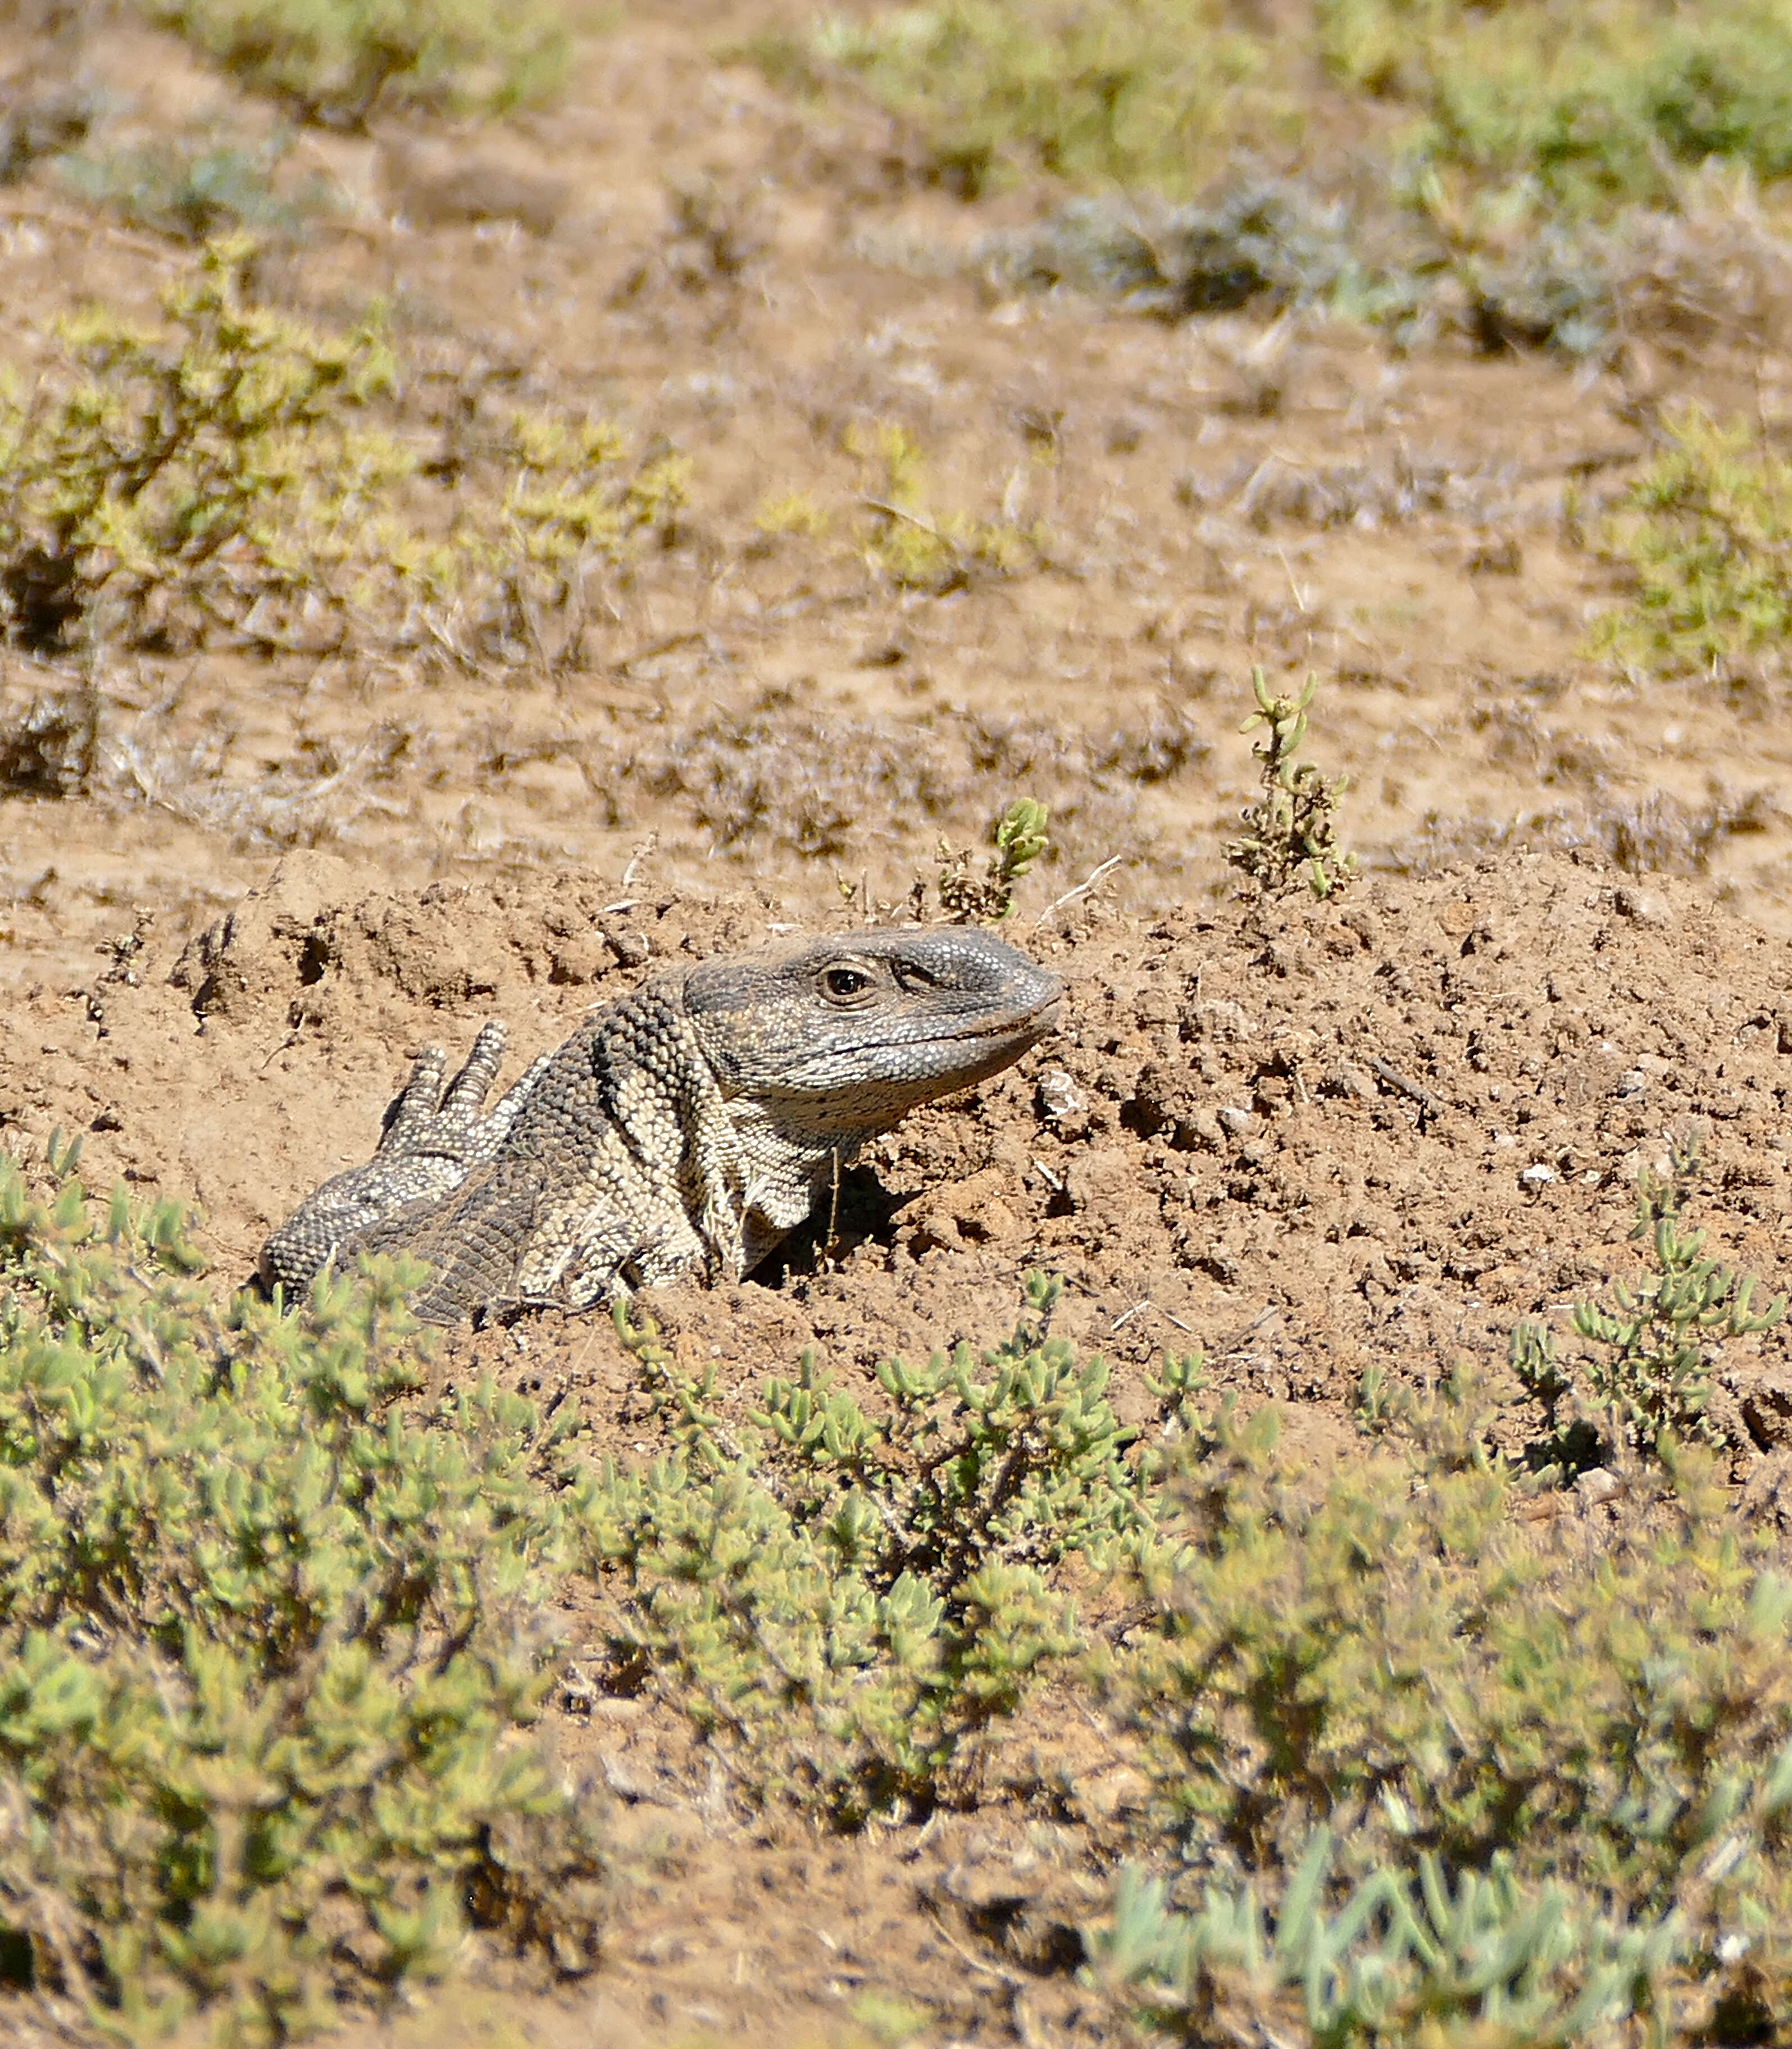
left=258, top=1023, right=549, bottom=1295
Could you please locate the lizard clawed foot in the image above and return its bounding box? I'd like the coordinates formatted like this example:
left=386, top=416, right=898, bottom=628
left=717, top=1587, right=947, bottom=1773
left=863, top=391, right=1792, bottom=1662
left=260, top=1021, right=531, bottom=1296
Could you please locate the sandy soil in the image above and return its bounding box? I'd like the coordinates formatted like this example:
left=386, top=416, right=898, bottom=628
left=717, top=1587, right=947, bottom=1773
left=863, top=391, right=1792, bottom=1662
left=12, top=843, right=1792, bottom=2046
left=7, top=3, right=1792, bottom=2042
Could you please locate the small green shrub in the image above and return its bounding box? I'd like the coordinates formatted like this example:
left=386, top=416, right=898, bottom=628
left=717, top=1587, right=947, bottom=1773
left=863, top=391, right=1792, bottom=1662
left=1320, top=0, right=1792, bottom=212
left=0, top=1145, right=604, bottom=2039
left=974, top=181, right=1379, bottom=318
left=1429, top=182, right=1618, bottom=356
left=579, top=1277, right=1189, bottom=1822
left=144, top=0, right=568, bottom=127
left=747, top=0, right=1276, bottom=198
left=930, top=796, right=1050, bottom=923
left=1593, top=405, right=1792, bottom=680
left=0, top=239, right=685, bottom=660
left=752, top=0, right=1792, bottom=223
left=1107, top=1370, right=1792, bottom=1965
left=1512, top=1127, right=1784, bottom=1457
left=1089, top=1831, right=1688, bottom=2046
left=1224, top=668, right=1356, bottom=899
left=849, top=421, right=1045, bottom=592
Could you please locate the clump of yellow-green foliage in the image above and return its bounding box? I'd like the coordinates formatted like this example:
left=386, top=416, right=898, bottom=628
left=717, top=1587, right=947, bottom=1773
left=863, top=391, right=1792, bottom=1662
left=1319, top=0, right=1792, bottom=212
left=753, top=422, right=1047, bottom=597
left=1595, top=404, right=1792, bottom=681
left=0, top=1145, right=606, bottom=2041
left=761, top=0, right=1792, bottom=217
left=852, top=421, right=1047, bottom=593
left=144, top=0, right=568, bottom=126
left=0, top=239, right=685, bottom=665
left=751, top=0, right=1277, bottom=199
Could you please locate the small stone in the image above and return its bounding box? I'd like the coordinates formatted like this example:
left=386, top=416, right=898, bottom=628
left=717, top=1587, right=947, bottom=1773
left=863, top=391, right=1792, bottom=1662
left=1076, top=1766, right=1150, bottom=1820
left=1520, top=1162, right=1556, bottom=1186
left=1217, top=1104, right=1256, bottom=1137
left=1036, top=1067, right=1086, bottom=1121
left=1575, top=1467, right=1621, bottom=1505
left=1334, top=1062, right=1377, bottom=1103
left=1178, top=1106, right=1227, bottom=1152
left=1614, top=886, right=1669, bottom=925
left=1615, top=1068, right=1647, bottom=1099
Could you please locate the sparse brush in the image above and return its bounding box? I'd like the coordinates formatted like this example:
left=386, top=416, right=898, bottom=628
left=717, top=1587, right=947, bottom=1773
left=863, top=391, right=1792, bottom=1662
left=1512, top=1125, right=1785, bottom=1456
left=1224, top=667, right=1355, bottom=899
left=0, top=1145, right=606, bottom=2036
left=144, top=0, right=568, bottom=126
left=1089, top=1830, right=1687, bottom=2046
left=626, top=699, right=1185, bottom=879
left=753, top=488, right=830, bottom=539
left=56, top=135, right=335, bottom=243
left=1593, top=404, right=1792, bottom=680
left=1321, top=0, right=1792, bottom=213
left=1107, top=1365, right=1792, bottom=1978
left=850, top=421, right=1046, bottom=593
left=0, top=238, right=685, bottom=662
left=779, top=0, right=1273, bottom=198
left=975, top=181, right=1367, bottom=320
left=583, top=1276, right=1185, bottom=1821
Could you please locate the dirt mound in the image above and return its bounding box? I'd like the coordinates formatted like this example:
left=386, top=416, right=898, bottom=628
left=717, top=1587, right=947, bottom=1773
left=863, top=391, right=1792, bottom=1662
left=4, top=844, right=1791, bottom=1464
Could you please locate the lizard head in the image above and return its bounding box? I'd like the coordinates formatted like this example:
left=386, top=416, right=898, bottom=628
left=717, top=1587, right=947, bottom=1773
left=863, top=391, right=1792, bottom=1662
left=684, top=925, right=1063, bottom=1135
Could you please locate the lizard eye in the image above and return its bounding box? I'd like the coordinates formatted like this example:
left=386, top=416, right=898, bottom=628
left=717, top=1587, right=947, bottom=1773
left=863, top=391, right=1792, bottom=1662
left=819, top=963, right=875, bottom=1004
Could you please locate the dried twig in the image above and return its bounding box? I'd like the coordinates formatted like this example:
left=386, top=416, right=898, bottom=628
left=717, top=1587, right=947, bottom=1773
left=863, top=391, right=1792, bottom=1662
left=1033, top=853, right=1124, bottom=927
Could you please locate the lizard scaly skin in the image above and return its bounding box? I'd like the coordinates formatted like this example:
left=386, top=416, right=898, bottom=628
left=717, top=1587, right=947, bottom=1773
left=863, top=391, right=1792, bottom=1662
left=260, top=925, right=1062, bottom=1323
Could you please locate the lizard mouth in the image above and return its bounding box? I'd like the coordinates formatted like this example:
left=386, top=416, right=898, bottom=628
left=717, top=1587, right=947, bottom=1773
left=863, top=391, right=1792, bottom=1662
left=825, top=982, right=1064, bottom=1065
left=942, top=987, right=1062, bottom=1043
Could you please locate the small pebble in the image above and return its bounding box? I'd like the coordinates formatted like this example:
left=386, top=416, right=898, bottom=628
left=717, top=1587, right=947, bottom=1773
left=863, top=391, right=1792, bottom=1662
left=1036, top=1068, right=1086, bottom=1121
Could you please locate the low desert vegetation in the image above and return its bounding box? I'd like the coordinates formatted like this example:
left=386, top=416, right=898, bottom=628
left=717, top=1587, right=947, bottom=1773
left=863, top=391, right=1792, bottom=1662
left=849, top=421, right=1049, bottom=593
left=738, top=0, right=1283, bottom=200
left=927, top=795, right=1050, bottom=921
left=55, top=134, right=335, bottom=244
left=7, top=1124, right=1792, bottom=2042
left=750, top=0, right=1792, bottom=363
left=1225, top=668, right=1356, bottom=900
left=1512, top=1125, right=1785, bottom=1458
left=0, top=239, right=685, bottom=663
left=1318, top=0, right=1792, bottom=211
left=13, top=0, right=1792, bottom=2038
left=584, top=1274, right=1162, bottom=1824
left=777, top=0, right=1792, bottom=215
left=0, top=1148, right=606, bottom=2041
left=143, top=0, right=569, bottom=126
left=1594, top=404, right=1792, bottom=681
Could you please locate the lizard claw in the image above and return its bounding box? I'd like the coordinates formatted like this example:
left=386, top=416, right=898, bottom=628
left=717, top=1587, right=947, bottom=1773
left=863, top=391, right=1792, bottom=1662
left=380, top=1023, right=510, bottom=1156
left=260, top=1020, right=521, bottom=1295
